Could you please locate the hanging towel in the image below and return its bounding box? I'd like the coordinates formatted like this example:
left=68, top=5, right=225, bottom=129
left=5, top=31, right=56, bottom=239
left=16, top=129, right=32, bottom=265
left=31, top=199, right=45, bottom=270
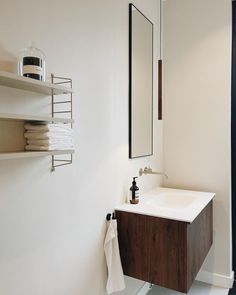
left=104, top=219, right=125, bottom=294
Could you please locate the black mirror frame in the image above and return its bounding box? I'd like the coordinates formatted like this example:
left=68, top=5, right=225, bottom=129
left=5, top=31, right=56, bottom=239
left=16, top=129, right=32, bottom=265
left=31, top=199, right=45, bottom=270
left=128, top=3, right=154, bottom=159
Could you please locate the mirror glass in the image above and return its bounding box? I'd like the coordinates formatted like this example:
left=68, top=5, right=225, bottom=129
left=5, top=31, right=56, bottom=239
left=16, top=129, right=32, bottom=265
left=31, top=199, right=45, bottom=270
left=129, top=4, right=153, bottom=158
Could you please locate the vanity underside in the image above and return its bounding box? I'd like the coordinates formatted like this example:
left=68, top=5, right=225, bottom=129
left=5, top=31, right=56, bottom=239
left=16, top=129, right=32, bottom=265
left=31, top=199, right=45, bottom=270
left=116, top=201, right=213, bottom=293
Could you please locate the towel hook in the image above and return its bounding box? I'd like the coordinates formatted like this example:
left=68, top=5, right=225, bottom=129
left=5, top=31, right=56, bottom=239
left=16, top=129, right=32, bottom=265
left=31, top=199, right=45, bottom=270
left=106, top=212, right=116, bottom=221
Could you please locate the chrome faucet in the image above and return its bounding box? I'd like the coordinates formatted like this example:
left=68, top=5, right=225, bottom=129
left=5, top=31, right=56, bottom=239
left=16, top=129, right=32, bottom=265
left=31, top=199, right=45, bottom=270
left=139, top=166, right=168, bottom=179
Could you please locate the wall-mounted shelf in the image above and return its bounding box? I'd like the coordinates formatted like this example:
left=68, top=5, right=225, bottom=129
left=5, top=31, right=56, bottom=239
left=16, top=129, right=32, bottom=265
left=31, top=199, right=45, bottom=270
left=0, top=71, right=74, bottom=171
left=0, top=150, right=74, bottom=160
left=0, top=70, right=74, bottom=95
left=0, top=112, right=74, bottom=124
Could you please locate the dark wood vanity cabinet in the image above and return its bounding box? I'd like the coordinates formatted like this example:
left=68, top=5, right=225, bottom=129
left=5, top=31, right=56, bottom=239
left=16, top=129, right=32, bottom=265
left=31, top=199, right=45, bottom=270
left=116, top=201, right=213, bottom=293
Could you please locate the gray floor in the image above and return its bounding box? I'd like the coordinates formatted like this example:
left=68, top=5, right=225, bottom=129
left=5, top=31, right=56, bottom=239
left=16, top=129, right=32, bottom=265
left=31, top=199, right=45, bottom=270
left=148, top=281, right=229, bottom=295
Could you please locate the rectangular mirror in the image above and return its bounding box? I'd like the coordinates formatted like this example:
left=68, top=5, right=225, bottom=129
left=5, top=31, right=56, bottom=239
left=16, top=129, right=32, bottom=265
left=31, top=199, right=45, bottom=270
left=129, top=3, right=153, bottom=159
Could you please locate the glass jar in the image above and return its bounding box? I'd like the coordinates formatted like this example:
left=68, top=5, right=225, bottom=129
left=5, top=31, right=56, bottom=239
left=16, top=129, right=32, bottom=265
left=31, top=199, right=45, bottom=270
left=18, top=42, right=46, bottom=81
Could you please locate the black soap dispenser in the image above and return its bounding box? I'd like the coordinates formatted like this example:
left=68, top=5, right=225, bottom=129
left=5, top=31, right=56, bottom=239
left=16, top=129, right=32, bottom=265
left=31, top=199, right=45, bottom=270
left=129, top=177, right=139, bottom=204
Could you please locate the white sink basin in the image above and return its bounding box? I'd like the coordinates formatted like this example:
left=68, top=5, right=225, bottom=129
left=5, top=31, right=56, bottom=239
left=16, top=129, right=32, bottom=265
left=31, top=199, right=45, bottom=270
left=146, top=192, right=198, bottom=210
left=115, top=187, right=215, bottom=223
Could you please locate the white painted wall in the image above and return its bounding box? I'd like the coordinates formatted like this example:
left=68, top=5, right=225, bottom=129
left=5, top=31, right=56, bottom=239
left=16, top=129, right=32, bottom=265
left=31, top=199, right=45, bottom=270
left=0, top=1, right=162, bottom=295
left=163, top=0, right=232, bottom=285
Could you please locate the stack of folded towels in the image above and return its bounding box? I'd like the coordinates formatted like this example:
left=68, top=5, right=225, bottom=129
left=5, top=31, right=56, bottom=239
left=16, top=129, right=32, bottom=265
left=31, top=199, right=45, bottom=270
left=24, top=123, right=74, bottom=151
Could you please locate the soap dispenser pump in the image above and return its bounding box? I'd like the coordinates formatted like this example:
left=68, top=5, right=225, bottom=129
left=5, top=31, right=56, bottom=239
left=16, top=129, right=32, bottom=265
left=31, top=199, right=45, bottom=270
left=129, top=177, right=139, bottom=204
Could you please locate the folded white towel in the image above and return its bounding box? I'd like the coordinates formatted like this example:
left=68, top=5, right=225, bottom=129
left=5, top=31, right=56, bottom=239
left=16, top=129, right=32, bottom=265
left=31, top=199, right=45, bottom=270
left=24, top=131, right=72, bottom=140
left=25, top=129, right=73, bottom=135
left=24, top=123, right=72, bottom=133
left=104, top=219, right=125, bottom=294
left=27, top=138, right=74, bottom=146
left=25, top=145, right=74, bottom=151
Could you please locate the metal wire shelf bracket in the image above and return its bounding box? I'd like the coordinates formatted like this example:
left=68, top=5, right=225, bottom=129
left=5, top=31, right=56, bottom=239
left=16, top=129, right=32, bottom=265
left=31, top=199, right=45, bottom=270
left=51, top=73, right=73, bottom=172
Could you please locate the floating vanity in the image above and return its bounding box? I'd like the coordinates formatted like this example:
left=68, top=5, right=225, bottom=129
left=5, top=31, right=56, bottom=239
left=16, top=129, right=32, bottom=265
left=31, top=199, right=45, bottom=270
left=115, top=187, right=215, bottom=293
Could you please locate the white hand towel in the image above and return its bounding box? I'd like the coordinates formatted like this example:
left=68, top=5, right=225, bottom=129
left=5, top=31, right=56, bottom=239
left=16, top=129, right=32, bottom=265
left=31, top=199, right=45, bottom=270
left=27, top=138, right=74, bottom=146
left=24, top=131, right=72, bottom=140
left=24, top=123, right=72, bottom=133
left=104, top=219, right=125, bottom=294
left=25, top=145, right=74, bottom=151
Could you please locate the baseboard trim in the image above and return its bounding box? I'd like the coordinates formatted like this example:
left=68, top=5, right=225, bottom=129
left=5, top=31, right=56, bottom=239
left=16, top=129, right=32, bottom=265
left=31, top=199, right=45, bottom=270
left=136, top=283, right=152, bottom=295
left=196, top=270, right=234, bottom=289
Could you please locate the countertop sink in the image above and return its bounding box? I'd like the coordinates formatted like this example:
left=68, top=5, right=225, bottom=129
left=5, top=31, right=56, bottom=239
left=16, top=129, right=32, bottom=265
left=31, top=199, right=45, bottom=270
left=115, top=187, right=215, bottom=223
left=146, top=192, right=198, bottom=209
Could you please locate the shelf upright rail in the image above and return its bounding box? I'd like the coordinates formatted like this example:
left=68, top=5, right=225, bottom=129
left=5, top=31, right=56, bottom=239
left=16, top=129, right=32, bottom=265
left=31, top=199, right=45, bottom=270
left=51, top=73, right=73, bottom=171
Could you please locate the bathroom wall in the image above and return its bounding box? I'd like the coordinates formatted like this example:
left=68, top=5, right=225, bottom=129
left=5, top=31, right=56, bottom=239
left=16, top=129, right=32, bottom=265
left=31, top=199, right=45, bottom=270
left=163, top=0, right=232, bottom=287
left=0, top=1, right=162, bottom=295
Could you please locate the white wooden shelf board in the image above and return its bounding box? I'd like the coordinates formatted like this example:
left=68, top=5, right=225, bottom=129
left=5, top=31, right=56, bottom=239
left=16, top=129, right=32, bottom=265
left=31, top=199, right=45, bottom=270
left=0, top=71, right=74, bottom=95
left=0, top=113, right=74, bottom=124
left=0, top=150, right=74, bottom=160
